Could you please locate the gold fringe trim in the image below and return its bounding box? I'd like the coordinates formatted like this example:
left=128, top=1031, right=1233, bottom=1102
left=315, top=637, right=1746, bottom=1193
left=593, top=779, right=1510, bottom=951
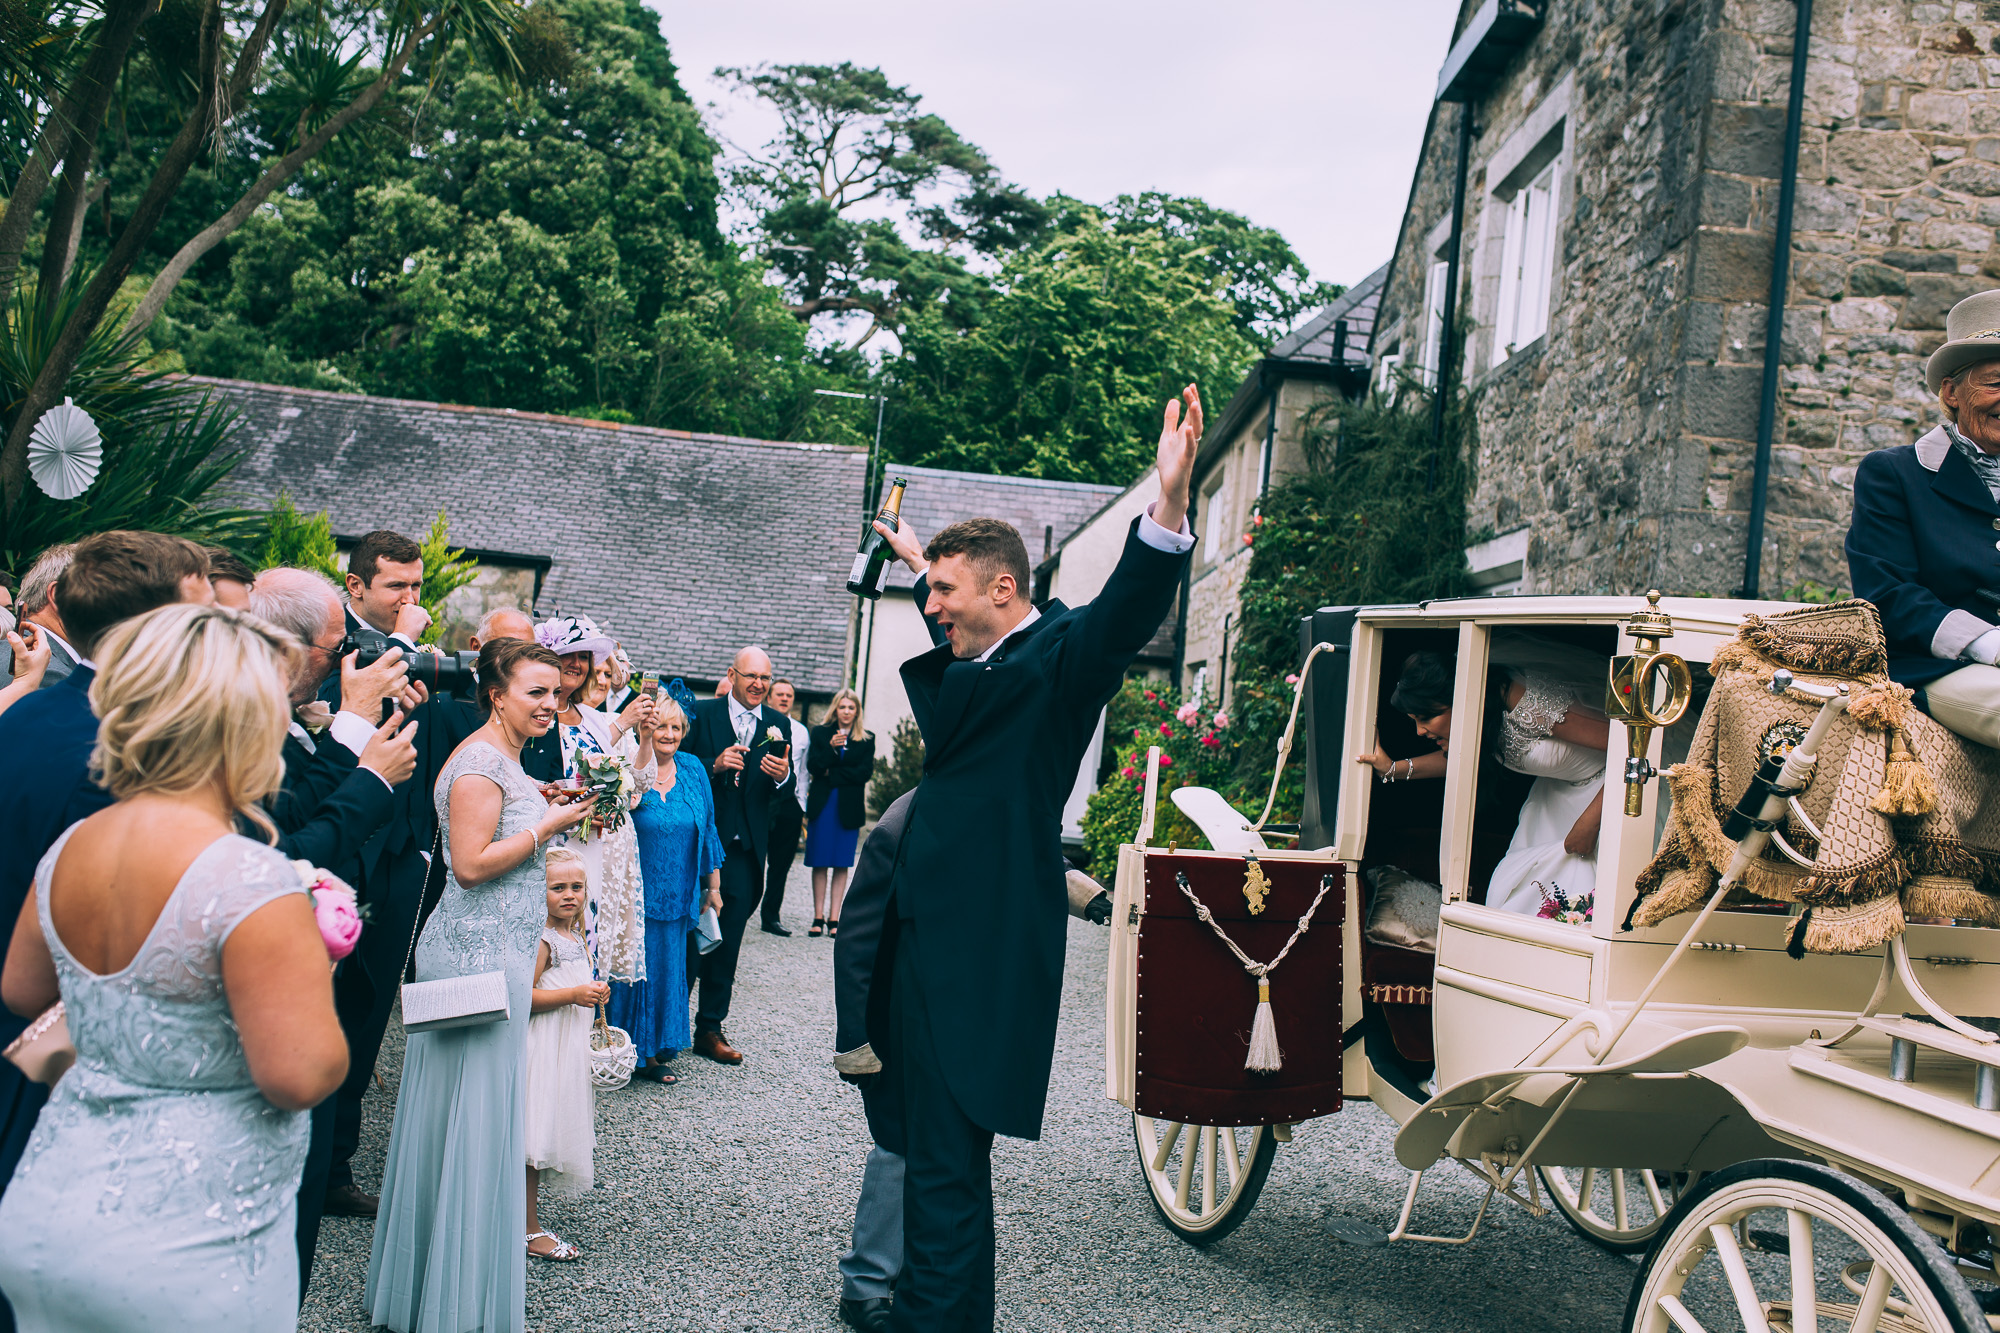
left=1630, top=865, right=1716, bottom=928
left=1797, top=850, right=1909, bottom=909
left=1902, top=879, right=2000, bottom=925
left=1737, top=600, right=1890, bottom=679
left=1799, top=894, right=1906, bottom=955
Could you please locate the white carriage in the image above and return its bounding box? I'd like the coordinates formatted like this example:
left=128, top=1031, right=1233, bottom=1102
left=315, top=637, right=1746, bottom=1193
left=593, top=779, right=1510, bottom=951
left=1105, top=592, right=2000, bottom=1332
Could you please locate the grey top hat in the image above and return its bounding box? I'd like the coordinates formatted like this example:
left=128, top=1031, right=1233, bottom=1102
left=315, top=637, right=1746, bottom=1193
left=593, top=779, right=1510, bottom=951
left=1927, top=288, right=2000, bottom=392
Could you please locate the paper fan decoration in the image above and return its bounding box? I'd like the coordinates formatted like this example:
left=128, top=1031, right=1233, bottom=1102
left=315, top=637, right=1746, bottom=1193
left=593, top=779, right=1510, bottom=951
left=27, top=398, right=103, bottom=500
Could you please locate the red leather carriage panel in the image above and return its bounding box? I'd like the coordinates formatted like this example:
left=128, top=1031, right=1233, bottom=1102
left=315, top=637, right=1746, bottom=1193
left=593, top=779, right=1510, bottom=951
left=1134, top=853, right=1344, bottom=1126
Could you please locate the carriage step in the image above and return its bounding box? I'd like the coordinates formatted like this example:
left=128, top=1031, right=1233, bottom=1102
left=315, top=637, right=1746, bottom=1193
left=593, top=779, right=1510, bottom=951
left=1321, top=1213, right=1390, bottom=1246
left=1856, top=1016, right=2000, bottom=1110
left=1791, top=1041, right=2000, bottom=1134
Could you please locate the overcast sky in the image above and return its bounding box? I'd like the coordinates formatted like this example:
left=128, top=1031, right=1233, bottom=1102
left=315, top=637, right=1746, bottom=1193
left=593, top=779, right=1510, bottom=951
left=650, top=1, right=1462, bottom=295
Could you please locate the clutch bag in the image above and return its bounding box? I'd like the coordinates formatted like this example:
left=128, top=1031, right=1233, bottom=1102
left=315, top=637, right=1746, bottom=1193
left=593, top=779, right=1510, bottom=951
left=3, top=1002, right=74, bottom=1086
left=401, top=971, right=509, bottom=1032
left=695, top=906, right=723, bottom=955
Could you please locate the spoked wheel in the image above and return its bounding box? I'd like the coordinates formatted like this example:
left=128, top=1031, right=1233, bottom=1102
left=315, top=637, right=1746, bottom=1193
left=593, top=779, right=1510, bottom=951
left=1538, top=1164, right=1699, bottom=1255
left=1131, top=1115, right=1278, bottom=1245
left=1625, top=1159, right=1988, bottom=1333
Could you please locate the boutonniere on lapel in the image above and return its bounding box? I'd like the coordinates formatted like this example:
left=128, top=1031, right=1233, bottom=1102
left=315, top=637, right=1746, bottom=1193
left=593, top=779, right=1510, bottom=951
left=295, top=700, right=334, bottom=735
left=764, top=725, right=784, bottom=746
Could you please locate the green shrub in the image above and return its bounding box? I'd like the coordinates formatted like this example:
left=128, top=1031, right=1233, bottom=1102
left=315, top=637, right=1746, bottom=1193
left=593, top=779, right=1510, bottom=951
left=1081, top=680, right=1235, bottom=866
left=868, top=715, right=926, bottom=820
left=260, top=493, right=342, bottom=578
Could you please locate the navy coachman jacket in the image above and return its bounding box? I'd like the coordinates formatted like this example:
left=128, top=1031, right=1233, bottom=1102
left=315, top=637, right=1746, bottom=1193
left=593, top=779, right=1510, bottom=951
left=1849, top=422, right=2000, bottom=686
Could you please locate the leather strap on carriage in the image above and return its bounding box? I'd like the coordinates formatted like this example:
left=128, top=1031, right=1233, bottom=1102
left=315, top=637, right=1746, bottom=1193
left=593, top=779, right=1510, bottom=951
left=1172, top=870, right=1338, bottom=1074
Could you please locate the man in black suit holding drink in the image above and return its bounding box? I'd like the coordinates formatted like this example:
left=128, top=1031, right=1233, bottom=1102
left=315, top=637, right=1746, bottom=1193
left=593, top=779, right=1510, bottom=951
left=865, top=386, right=1202, bottom=1331
left=684, top=645, right=793, bottom=1064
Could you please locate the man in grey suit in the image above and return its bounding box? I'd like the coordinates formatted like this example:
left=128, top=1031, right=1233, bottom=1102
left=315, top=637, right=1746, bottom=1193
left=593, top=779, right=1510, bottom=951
left=0, top=544, right=78, bottom=686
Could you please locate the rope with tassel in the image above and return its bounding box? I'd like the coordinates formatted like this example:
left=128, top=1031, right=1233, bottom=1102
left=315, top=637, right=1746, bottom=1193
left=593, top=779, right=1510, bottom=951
left=1173, top=870, right=1337, bottom=1073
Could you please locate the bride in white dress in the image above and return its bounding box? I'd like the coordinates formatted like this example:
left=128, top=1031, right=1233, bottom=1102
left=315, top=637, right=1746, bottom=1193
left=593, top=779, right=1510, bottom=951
left=1357, top=646, right=1609, bottom=920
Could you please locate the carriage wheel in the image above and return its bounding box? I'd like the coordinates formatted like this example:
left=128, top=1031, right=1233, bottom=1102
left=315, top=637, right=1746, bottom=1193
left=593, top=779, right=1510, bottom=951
left=1624, top=1159, right=1988, bottom=1333
left=1538, top=1165, right=1698, bottom=1255
left=1131, top=1115, right=1278, bottom=1245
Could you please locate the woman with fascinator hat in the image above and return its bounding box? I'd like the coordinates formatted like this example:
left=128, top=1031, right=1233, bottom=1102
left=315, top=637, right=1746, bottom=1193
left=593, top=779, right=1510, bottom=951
left=1850, top=287, right=2000, bottom=747
left=534, top=615, right=656, bottom=987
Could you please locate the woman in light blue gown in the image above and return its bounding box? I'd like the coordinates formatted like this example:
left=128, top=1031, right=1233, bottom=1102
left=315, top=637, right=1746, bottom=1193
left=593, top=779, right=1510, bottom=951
left=367, top=637, right=590, bottom=1333
left=0, top=604, right=350, bottom=1331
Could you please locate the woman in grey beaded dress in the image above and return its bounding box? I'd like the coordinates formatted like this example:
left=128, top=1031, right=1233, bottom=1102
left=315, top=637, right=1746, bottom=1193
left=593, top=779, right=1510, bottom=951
left=367, top=637, right=591, bottom=1332
left=0, top=604, right=350, bottom=1331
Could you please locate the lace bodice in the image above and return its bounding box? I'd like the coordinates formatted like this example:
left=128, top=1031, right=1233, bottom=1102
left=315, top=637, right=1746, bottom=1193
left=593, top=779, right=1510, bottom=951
left=420, top=740, right=551, bottom=994
left=35, top=827, right=306, bottom=1091
left=1498, top=674, right=1605, bottom=783
left=0, top=827, right=311, bottom=1324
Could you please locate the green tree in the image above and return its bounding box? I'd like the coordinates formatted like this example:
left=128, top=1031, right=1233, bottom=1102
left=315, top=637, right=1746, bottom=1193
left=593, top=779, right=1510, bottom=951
left=259, top=492, right=341, bottom=578
left=883, top=203, right=1260, bottom=484
left=867, top=715, right=925, bottom=820
left=716, top=61, right=1042, bottom=343
left=415, top=508, right=478, bottom=645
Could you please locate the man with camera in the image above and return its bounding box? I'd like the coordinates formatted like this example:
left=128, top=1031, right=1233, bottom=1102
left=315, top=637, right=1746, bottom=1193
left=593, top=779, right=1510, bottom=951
left=308, top=528, right=478, bottom=1219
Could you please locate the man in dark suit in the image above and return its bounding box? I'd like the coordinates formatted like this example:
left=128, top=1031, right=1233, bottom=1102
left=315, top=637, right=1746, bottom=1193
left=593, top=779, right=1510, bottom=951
left=761, top=677, right=809, bottom=936
left=311, top=528, right=460, bottom=1218
left=468, top=606, right=562, bottom=780
left=831, top=792, right=913, bottom=1333
left=249, top=566, right=421, bottom=1285
left=0, top=531, right=213, bottom=1333
left=0, top=543, right=78, bottom=686
left=1851, top=289, right=2000, bottom=748
left=682, top=646, right=793, bottom=1064
left=863, top=387, right=1201, bottom=1331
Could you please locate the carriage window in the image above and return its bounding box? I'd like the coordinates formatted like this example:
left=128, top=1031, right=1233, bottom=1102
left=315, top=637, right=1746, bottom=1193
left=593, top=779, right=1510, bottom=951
left=1457, top=626, right=1616, bottom=920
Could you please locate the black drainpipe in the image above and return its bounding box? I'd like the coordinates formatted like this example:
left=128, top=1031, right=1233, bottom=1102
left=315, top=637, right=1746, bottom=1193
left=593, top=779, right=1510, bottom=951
left=1741, top=0, right=1813, bottom=599
left=1429, top=101, right=1474, bottom=488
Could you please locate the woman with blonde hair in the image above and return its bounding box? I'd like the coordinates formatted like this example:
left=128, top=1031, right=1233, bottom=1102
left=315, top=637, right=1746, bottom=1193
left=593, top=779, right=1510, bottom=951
left=605, top=689, right=723, bottom=1081
left=0, top=603, right=349, bottom=1330
left=804, top=688, right=875, bottom=937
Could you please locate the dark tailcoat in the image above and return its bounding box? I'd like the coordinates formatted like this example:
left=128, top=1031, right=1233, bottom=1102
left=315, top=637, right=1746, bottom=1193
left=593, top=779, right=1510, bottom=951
left=1849, top=423, right=2000, bottom=685
left=271, top=731, right=396, bottom=881
left=833, top=791, right=914, bottom=1150
left=684, top=697, right=793, bottom=860
left=0, top=666, right=109, bottom=1287
left=807, top=723, right=877, bottom=829
left=892, top=519, right=1187, bottom=1140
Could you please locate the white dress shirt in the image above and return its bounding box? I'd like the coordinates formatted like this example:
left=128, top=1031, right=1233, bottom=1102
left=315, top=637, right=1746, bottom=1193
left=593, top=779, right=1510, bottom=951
left=788, top=717, right=810, bottom=811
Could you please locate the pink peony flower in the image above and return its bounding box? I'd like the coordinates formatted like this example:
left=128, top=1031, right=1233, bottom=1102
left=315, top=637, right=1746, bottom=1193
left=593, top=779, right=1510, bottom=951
left=1158, top=754, right=1173, bottom=767
left=1212, top=711, right=1229, bottom=728
left=1121, top=766, right=1137, bottom=778
left=1133, top=727, right=1144, bottom=740
left=1200, top=735, right=1221, bottom=749
left=1284, top=673, right=1299, bottom=685
left=311, top=880, right=362, bottom=961
left=1174, top=702, right=1199, bottom=724
left=1241, top=534, right=1253, bottom=545
left=1143, top=691, right=1157, bottom=701
left=1159, top=723, right=1174, bottom=738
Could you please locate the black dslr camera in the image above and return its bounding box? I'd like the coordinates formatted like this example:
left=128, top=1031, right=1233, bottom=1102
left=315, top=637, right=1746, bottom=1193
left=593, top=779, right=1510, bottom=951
left=340, top=624, right=479, bottom=701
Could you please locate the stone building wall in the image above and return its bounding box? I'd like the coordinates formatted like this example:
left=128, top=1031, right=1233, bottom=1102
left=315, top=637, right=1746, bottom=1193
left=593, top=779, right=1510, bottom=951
left=1375, top=0, right=1999, bottom=599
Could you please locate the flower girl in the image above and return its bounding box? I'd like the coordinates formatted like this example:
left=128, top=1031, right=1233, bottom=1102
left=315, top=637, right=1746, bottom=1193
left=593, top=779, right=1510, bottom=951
left=525, top=847, right=607, bottom=1261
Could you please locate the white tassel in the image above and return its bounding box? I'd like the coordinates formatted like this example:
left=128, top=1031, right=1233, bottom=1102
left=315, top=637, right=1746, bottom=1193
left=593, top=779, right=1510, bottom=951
left=1245, top=978, right=1282, bottom=1073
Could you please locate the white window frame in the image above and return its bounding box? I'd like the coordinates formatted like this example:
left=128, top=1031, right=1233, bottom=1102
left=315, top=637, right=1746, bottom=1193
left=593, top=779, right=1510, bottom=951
left=1493, top=153, right=1562, bottom=366
left=1420, top=260, right=1449, bottom=387
left=1201, top=472, right=1230, bottom=562
left=1376, top=348, right=1403, bottom=395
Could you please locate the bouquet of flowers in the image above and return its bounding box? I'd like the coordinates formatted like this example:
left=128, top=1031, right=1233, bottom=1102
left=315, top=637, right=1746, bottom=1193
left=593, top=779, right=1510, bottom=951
left=575, top=751, right=638, bottom=842
left=1535, top=880, right=1593, bottom=926
left=295, top=861, right=363, bottom=961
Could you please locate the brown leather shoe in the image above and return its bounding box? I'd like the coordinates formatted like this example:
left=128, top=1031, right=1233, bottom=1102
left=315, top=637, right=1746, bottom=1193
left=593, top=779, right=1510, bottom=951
left=324, top=1183, right=378, bottom=1217
left=694, top=1029, right=744, bottom=1065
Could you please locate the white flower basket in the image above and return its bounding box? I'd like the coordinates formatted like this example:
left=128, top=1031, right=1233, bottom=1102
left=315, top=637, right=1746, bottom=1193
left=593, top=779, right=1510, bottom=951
left=589, top=1010, right=636, bottom=1091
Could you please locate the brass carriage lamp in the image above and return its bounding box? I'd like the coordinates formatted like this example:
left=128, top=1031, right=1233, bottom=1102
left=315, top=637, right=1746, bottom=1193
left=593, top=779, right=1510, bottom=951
left=1606, top=591, right=1694, bottom=816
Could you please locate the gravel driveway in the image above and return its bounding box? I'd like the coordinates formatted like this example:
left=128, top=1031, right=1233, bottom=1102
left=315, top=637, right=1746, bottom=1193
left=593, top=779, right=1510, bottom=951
left=301, top=864, right=1637, bottom=1332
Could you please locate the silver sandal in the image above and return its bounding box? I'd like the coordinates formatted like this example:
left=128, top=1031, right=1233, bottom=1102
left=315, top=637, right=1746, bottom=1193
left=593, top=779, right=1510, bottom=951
left=526, top=1230, right=581, bottom=1261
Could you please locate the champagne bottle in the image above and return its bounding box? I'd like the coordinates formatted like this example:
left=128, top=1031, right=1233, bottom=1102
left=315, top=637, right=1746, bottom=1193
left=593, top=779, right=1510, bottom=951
left=847, top=476, right=908, bottom=600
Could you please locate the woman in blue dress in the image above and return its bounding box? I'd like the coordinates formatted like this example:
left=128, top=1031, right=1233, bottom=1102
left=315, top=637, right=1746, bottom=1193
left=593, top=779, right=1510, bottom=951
left=367, top=638, right=591, bottom=1330
left=607, top=692, right=723, bottom=1083
left=804, top=689, right=875, bottom=938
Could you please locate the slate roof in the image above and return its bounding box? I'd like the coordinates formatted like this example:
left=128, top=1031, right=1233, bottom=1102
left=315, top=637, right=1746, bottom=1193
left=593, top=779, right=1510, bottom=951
left=1267, top=263, right=1388, bottom=366
left=872, top=464, right=1123, bottom=592
left=202, top=377, right=868, bottom=693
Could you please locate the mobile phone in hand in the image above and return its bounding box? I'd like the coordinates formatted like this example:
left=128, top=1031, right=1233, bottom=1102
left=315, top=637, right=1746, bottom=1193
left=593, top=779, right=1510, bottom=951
left=640, top=672, right=659, bottom=698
